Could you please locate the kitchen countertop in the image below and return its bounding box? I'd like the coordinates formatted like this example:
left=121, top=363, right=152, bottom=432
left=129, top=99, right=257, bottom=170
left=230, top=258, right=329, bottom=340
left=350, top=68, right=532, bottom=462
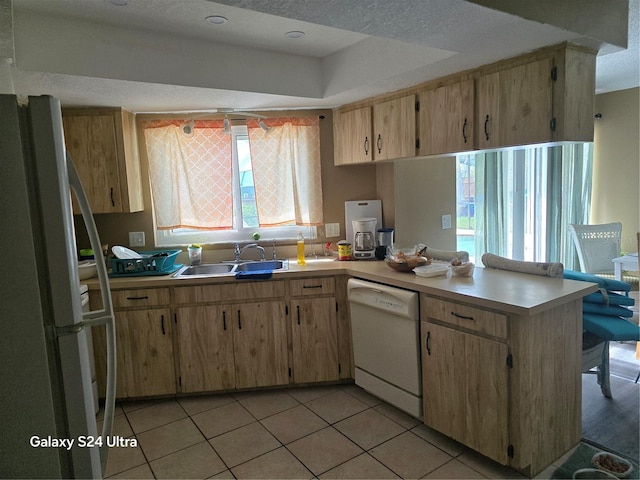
left=85, top=258, right=598, bottom=316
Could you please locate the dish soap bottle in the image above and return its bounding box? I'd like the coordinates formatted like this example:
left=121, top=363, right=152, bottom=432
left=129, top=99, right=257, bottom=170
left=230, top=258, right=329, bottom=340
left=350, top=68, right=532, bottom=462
left=297, top=232, right=306, bottom=265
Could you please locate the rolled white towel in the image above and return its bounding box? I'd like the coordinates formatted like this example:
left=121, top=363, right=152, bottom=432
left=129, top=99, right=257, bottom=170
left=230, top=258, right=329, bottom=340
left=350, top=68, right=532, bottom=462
left=481, top=253, right=564, bottom=278
left=425, top=247, right=469, bottom=263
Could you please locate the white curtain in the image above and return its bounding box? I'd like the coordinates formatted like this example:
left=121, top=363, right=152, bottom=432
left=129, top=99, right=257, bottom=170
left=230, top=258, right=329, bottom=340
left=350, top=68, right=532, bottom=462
left=248, top=117, right=324, bottom=226
left=473, top=144, right=593, bottom=268
left=144, top=120, right=233, bottom=230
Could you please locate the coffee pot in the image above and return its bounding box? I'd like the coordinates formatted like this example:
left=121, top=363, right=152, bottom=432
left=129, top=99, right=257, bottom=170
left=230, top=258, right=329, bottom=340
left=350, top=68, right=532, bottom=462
left=352, top=218, right=377, bottom=259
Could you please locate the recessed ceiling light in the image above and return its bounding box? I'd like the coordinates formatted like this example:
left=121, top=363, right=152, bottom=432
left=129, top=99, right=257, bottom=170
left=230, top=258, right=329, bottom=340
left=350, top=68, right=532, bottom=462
left=285, top=31, right=305, bottom=39
left=106, top=0, right=128, bottom=5
left=205, top=15, right=229, bottom=25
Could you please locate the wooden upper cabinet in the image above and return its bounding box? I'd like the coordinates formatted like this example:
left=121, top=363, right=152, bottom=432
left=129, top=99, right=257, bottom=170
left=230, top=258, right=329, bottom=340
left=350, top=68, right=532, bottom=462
left=477, top=71, right=501, bottom=150
left=478, top=58, right=553, bottom=149
left=62, top=107, right=143, bottom=214
left=477, top=46, right=595, bottom=150
left=551, top=46, right=596, bottom=143
left=333, top=44, right=595, bottom=161
left=334, top=107, right=373, bottom=165
left=418, top=80, right=474, bottom=156
left=372, top=95, right=416, bottom=161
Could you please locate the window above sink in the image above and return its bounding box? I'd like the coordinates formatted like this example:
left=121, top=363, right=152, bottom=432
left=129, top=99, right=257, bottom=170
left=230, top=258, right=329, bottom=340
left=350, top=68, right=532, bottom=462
left=142, top=117, right=324, bottom=247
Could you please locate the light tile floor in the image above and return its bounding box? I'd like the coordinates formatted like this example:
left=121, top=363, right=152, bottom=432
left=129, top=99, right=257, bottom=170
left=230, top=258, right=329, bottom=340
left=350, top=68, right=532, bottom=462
left=100, top=383, right=574, bottom=479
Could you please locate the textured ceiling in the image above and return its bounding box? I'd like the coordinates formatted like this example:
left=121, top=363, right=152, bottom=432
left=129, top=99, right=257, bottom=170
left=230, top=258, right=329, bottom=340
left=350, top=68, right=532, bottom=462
left=3, top=0, right=638, bottom=112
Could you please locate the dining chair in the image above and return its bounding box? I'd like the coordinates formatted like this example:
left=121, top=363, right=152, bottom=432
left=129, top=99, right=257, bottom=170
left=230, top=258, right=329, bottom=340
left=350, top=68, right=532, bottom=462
left=568, top=222, right=622, bottom=276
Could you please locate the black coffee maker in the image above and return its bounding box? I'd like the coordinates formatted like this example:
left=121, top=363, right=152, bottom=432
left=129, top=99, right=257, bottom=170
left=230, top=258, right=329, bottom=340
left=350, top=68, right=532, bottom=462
left=375, top=228, right=394, bottom=260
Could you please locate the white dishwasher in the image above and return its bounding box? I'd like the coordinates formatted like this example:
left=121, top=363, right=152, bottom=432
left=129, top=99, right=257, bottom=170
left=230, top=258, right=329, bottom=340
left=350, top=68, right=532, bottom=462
left=347, top=278, right=421, bottom=418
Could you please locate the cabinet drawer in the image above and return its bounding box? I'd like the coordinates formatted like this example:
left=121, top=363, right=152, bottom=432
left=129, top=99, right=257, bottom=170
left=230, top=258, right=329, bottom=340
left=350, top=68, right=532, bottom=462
left=422, top=296, right=507, bottom=339
left=175, top=281, right=285, bottom=304
left=290, top=277, right=335, bottom=297
left=111, top=288, right=170, bottom=309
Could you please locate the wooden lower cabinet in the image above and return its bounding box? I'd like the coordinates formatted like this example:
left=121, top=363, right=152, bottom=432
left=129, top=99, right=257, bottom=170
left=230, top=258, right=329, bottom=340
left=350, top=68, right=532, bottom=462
left=231, top=301, right=289, bottom=389
left=291, top=297, right=339, bottom=383
left=421, top=295, right=583, bottom=476
left=93, top=307, right=175, bottom=399
left=422, top=321, right=508, bottom=464
left=95, top=276, right=350, bottom=399
left=175, top=305, right=235, bottom=393
left=175, top=301, right=289, bottom=392
left=118, top=308, right=176, bottom=398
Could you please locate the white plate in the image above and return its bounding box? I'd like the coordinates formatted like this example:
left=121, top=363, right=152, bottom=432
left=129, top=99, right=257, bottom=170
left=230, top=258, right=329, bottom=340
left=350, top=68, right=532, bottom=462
left=112, top=245, right=142, bottom=259
left=414, top=264, right=449, bottom=277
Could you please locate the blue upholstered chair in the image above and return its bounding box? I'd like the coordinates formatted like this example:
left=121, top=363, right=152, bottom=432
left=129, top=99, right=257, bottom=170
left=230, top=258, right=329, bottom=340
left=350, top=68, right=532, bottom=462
left=564, top=270, right=639, bottom=397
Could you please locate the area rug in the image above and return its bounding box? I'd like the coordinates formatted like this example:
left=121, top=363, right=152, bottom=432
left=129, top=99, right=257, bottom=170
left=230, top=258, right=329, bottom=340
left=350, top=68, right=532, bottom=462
left=551, top=442, right=639, bottom=479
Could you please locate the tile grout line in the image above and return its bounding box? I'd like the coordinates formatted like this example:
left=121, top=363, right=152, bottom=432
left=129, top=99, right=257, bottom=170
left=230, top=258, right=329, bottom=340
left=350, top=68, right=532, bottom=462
left=106, top=385, right=503, bottom=479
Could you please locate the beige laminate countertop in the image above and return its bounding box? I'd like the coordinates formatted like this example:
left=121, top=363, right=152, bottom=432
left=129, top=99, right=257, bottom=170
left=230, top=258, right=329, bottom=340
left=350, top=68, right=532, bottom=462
left=85, top=258, right=598, bottom=316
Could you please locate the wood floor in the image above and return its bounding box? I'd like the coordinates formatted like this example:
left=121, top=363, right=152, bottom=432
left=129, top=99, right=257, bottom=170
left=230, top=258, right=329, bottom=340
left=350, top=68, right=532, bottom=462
left=582, top=341, right=639, bottom=462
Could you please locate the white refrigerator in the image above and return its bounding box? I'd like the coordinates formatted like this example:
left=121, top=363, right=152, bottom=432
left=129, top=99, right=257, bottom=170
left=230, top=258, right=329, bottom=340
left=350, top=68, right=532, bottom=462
left=0, top=94, right=117, bottom=478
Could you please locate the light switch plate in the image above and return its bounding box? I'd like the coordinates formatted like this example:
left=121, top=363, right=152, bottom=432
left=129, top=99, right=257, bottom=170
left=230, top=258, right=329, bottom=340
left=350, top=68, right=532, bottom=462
left=129, top=231, right=145, bottom=247
left=441, top=214, right=452, bottom=230
left=325, top=223, right=340, bottom=237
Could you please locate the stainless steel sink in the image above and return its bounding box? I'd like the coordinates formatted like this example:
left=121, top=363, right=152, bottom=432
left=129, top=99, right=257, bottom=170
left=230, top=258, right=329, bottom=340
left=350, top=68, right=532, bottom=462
left=234, top=260, right=285, bottom=272
left=174, top=259, right=287, bottom=278
left=175, top=263, right=235, bottom=276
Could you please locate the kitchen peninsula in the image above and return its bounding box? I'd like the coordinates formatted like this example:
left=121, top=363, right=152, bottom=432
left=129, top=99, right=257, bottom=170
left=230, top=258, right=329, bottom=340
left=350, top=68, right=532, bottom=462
left=86, top=261, right=597, bottom=477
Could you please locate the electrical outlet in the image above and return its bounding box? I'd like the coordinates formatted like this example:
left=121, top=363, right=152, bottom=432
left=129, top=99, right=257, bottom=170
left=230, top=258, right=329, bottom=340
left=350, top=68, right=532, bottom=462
left=441, top=214, right=452, bottom=230
left=129, top=231, right=145, bottom=247
left=325, top=223, right=340, bottom=238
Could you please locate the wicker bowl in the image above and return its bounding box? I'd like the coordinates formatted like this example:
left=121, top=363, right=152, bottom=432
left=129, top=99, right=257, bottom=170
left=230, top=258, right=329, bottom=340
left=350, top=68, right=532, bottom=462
left=385, top=248, right=430, bottom=272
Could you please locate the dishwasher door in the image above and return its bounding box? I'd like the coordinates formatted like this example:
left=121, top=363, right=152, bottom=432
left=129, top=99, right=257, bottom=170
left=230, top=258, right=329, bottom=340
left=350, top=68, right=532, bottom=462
left=347, top=278, right=421, bottom=417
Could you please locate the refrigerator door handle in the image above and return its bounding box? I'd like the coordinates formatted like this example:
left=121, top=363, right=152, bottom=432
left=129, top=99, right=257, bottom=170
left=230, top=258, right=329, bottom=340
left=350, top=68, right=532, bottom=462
left=67, top=153, right=116, bottom=471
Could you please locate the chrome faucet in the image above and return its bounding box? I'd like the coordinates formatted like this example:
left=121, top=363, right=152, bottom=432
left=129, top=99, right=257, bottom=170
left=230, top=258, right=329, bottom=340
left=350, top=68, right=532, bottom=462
left=234, top=242, right=265, bottom=262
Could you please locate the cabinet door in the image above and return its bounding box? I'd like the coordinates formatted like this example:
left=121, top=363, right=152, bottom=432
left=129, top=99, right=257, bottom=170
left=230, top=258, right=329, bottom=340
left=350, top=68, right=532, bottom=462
left=291, top=297, right=339, bottom=383
left=501, top=58, right=553, bottom=147
left=232, top=301, right=288, bottom=389
left=120, top=308, right=176, bottom=398
left=373, top=95, right=416, bottom=161
left=422, top=322, right=467, bottom=441
left=477, top=72, right=501, bottom=149
left=335, top=107, right=373, bottom=165
left=478, top=59, right=553, bottom=149
left=422, top=321, right=509, bottom=464
left=63, top=114, right=122, bottom=213
left=176, top=306, right=235, bottom=393
left=464, top=332, right=509, bottom=464
left=418, top=80, right=474, bottom=155
left=92, top=314, right=131, bottom=399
